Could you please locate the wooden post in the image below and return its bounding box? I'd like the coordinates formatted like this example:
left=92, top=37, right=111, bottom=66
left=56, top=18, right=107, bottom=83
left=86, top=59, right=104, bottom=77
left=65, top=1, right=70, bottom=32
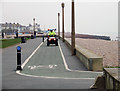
left=58, top=13, right=60, bottom=39
left=61, top=3, right=65, bottom=42
left=118, top=2, right=120, bottom=69
left=71, top=0, right=76, bottom=55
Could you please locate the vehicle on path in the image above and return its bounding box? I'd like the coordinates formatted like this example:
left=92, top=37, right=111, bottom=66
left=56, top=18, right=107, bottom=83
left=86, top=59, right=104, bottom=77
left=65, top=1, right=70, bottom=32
left=47, top=35, right=58, bottom=46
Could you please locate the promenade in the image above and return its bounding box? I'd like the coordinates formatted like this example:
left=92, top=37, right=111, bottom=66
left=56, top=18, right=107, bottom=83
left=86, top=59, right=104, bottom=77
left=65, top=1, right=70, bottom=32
left=2, top=38, right=102, bottom=90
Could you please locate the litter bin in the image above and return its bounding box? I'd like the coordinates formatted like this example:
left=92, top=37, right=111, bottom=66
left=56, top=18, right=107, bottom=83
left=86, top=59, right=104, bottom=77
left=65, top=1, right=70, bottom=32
left=21, top=37, right=26, bottom=43
left=31, top=35, right=34, bottom=39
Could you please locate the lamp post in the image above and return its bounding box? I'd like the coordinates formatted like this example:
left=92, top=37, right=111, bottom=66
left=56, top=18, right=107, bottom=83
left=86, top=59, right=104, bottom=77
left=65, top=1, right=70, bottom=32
left=61, top=3, right=65, bottom=42
left=13, top=23, right=15, bottom=33
left=33, top=18, right=35, bottom=32
left=71, top=0, right=76, bottom=55
left=33, top=18, right=36, bottom=38
left=58, top=13, right=60, bottom=39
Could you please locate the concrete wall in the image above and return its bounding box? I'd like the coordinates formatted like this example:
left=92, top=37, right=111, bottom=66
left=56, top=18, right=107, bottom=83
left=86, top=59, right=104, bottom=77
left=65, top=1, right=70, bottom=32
left=104, top=68, right=120, bottom=91
left=63, top=38, right=103, bottom=71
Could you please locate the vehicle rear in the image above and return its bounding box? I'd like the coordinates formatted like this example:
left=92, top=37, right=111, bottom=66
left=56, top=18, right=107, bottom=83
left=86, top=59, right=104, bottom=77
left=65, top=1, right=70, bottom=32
left=47, top=36, right=58, bottom=46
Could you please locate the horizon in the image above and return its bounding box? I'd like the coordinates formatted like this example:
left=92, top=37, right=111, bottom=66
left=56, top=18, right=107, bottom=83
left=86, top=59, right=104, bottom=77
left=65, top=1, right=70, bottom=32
left=0, top=1, right=118, bottom=40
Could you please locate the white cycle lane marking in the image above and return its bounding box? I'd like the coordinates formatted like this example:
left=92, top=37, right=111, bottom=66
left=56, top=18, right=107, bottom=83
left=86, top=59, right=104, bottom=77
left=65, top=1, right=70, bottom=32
left=16, top=39, right=102, bottom=79
left=28, top=64, right=58, bottom=70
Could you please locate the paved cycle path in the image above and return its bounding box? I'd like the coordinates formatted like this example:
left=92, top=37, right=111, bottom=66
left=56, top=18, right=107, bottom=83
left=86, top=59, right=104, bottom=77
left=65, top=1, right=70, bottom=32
left=2, top=38, right=102, bottom=90
left=20, top=39, right=102, bottom=79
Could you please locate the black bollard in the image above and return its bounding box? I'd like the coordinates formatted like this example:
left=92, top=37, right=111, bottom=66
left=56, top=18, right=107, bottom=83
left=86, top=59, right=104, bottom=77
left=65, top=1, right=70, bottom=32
left=34, top=31, right=36, bottom=38
left=21, top=37, right=26, bottom=43
left=16, top=46, right=22, bottom=71
left=31, top=35, right=34, bottom=39
left=43, top=36, right=44, bottom=42
left=2, top=32, right=4, bottom=39
left=16, top=32, right=18, bottom=38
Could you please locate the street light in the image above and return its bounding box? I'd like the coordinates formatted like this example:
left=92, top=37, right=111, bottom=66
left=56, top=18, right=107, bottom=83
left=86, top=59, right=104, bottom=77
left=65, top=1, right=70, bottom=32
left=61, top=3, right=65, bottom=42
left=33, top=18, right=36, bottom=38
left=61, top=3, right=65, bottom=8
left=58, top=13, right=60, bottom=39
left=71, top=0, right=76, bottom=55
left=33, top=18, right=35, bottom=32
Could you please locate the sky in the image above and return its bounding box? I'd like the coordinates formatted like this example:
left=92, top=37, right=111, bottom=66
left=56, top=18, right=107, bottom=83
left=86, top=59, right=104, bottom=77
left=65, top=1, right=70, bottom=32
left=0, top=0, right=119, bottom=40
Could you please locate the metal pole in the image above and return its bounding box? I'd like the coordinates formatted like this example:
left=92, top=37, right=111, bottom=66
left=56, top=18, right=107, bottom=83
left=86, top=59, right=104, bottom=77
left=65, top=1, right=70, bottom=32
left=58, top=13, right=60, bottom=39
left=43, top=36, right=44, bottom=42
left=33, top=18, right=35, bottom=36
left=61, top=3, right=65, bottom=42
left=33, top=18, right=35, bottom=31
left=71, top=0, right=76, bottom=55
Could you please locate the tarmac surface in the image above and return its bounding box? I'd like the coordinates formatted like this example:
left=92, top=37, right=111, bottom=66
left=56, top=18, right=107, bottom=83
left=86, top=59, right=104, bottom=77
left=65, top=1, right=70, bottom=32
left=2, top=38, right=102, bottom=90
left=21, top=39, right=102, bottom=78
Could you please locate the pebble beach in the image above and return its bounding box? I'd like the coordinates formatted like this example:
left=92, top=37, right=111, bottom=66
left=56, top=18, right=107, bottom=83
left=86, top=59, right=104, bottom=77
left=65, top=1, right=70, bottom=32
left=68, top=38, right=118, bottom=67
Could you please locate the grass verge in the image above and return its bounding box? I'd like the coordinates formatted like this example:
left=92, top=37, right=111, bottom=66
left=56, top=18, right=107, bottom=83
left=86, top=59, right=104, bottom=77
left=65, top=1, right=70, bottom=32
left=0, top=38, right=30, bottom=48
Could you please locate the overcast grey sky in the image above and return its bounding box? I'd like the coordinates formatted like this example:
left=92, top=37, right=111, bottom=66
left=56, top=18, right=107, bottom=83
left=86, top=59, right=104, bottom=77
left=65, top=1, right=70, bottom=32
left=0, top=0, right=119, bottom=40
